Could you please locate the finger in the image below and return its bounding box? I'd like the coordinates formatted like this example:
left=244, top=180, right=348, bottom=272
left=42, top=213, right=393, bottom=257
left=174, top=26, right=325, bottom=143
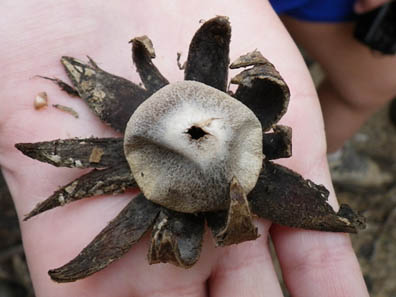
left=272, top=227, right=369, bottom=297
left=114, top=231, right=215, bottom=297
left=209, top=221, right=284, bottom=297
left=271, top=157, right=369, bottom=297
left=354, top=0, right=366, bottom=13
left=354, top=0, right=389, bottom=13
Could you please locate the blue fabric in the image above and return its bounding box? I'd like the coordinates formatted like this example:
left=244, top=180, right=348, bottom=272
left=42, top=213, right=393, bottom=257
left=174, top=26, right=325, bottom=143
left=270, top=0, right=357, bottom=22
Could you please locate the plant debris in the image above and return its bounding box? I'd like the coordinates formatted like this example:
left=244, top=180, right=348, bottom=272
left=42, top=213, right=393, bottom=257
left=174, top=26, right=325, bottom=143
left=37, top=76, right=79, bottom=97
left=52, top=104, right=79, bottom=118
left=176, top=52, right=185, bottom=70
left=34, top=91, right=48, bottom=110
left=88, top=146, right=105, bottom=163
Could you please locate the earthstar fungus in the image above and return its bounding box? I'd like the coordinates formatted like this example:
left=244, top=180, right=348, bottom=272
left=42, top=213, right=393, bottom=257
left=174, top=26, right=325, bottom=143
left=15, top=16, right=365, bottom=283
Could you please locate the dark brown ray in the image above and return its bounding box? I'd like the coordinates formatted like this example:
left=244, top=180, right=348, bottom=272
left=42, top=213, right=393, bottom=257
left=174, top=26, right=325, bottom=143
left=206, top=177, right=258, bottom=246
left=249, top=161, right=366, bottom=233
left=148, top=209, right=204, bottom=268
left=262, top=125, right=292, bottom=160
left=49, top=195, right=160, bottom=282
left=61, top=56, right=151, bottom=132
left=130, top=36, right=169, bottom=93
left=24, top=163, right=135, bottom=221
left=184, top=16, right=231, bottom=92
left=230, top=50, right=290, bottom=131
left=15, top=138, right=124, bottom=168
left=36, top=75, right=80, bottom=97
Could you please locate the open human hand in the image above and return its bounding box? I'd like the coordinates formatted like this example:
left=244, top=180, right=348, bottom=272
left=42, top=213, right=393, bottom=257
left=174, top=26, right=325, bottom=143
left=0, top=1, right=369, bottom=296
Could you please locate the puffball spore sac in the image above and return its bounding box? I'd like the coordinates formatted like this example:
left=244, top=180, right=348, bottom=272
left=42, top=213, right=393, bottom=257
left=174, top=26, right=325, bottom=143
left=124, top=81, right=263, bottom=213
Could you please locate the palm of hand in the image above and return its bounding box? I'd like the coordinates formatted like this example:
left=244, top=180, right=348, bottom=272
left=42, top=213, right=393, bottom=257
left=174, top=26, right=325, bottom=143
left=0, top=1, right=368, bottom=297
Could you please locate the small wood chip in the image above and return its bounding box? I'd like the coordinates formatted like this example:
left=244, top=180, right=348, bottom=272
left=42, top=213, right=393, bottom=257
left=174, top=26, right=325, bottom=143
left=89, top=146, right=105, bottom=163
left=34, top=92, right=48, bottom=109
left=52, top=104, right=79, bottom=118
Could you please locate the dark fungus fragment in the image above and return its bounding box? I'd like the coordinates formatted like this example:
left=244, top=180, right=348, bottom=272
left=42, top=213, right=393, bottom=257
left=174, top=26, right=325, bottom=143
left=148, top=209, right=204, bottom=268
left=262, top=125, right=292, bottom=160
left=249, top=161, right=366, bottom=233
left=61, top=56, right=151, bottom=132
left=230, top=51, right=290, bottom=131
left=37, top=76, right=80, bottom=97
left=206, top=177, right=258, bottom=246
left=130, top=36, right=169, bottom=93
left=176, top=52, right=186, bottom=70
left=184, top=16, right=231, bottom=92
left=229, top=50, right=269, bottom=69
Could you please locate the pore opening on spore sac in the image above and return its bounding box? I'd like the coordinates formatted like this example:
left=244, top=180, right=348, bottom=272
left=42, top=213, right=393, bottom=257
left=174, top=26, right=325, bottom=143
left=186, top=126, right=207, bottom=140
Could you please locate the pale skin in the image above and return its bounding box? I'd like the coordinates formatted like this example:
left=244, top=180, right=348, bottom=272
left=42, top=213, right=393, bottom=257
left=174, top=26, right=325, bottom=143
left=0, top=1, right=369, bottom=297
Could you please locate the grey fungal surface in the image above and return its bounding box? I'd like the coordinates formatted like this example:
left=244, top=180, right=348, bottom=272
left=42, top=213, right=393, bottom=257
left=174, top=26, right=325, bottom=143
left=124, top=81, right=263, bottom=213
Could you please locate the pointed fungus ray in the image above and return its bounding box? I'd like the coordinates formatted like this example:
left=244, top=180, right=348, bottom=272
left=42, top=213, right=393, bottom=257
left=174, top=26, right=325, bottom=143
left=206, top=177, right=258, bottom=246
left=249, top=161, right=366, bottom=233
left=130, top=36, right=169, bottom=93
left=37, top=76, right=80, bottom=97
left=184, top=16, right=231, bottom=92
left=49, top=195, right=160, bottom=282
left=15, top=138, right=125, bottom=168
left=24, top=163, right=135, bottom=221
left=61, top=56, right=151, bottom=132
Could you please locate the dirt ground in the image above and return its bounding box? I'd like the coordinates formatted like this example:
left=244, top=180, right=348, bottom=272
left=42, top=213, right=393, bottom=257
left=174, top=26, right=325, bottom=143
left=335, top=105, right=396, bottom=297
left=0, top=173, right=34, bottom=297
left=0, top=89, right=395, bottom=297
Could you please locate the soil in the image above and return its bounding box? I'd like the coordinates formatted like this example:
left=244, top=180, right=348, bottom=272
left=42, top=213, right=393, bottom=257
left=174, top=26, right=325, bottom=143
left=0, top=173, right=34, bottom=297
left=337, top=106, right=396, bottom=297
